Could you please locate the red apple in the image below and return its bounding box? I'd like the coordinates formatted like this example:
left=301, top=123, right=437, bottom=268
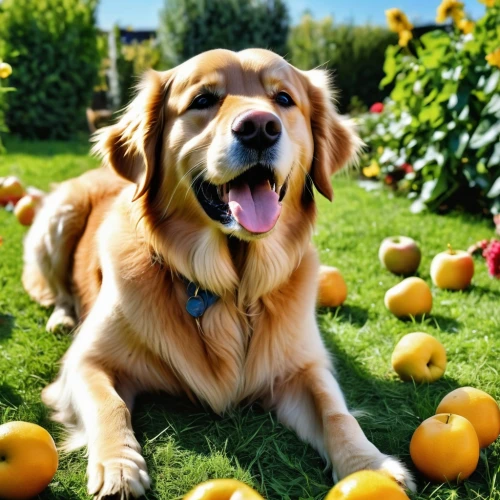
left=0, top=176, right=25, bottom=206
left=430, top=244, right=474, bottom=290
left=379, top=236, right=421, bottom=275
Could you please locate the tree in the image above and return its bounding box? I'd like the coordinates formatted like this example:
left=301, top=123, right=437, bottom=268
left=159, top=0, right=289, bottom=67
left=0, top=0, right=100, bottom=139
left=288, top=14, right=397, bottom=113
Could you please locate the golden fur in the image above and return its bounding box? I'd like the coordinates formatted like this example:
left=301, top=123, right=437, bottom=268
left=22, top=49, right=413, bottom=498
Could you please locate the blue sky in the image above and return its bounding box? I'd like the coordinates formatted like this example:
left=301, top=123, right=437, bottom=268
left=97, top=0, right=487, bottom=30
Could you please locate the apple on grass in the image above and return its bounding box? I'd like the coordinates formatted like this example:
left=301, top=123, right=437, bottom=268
left=391, top=332, right=446, bottom=383
left=14, top=195, right=41, bottom=226
left=379, top=236, right=421, bottom=275
left=410, top=414, right=479, bottom=483
left=317, top=265, right=348, bottom=307
left=384, top=277, right=432, bottom=318
left=436, top=387, right=500, bottom=448
left=431, top=244, right=474, bottom=290
left=0, top=176, right=25, bottom=206
left=0, top=421, right=58, bottom=500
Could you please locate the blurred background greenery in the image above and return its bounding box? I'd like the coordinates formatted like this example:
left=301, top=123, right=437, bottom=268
left=0, top=0, right=498, bottom=216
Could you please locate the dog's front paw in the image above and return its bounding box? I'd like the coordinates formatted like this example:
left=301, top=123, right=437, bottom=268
left=87, top=446, right=151, bottom=499
left=374, top=455, right=416, bottom=492
left=333, top=451, right=415, bottom=493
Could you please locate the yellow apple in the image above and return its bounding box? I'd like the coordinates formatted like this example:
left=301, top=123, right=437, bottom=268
left=384, top=277, right=432, bottom=318
left=317, top=265, right=348, bottom=307
left=410, top=414, right=479, bottom=482
left=325, top=470, right=410, bottom=499
left=391, top=332, right=446, bottom=383
left=14, top=195, right=40, bottom=226
left=430, top=244, right=474, bottom=290
left=0, top=421, right=58, bottom=499
left=379, top=236, right=421, bottom=275
left=0, top=176, right=25, bottom=206
left=436, top=387, right=500, bottom=448
left=184, top=479, right=264, bottom=499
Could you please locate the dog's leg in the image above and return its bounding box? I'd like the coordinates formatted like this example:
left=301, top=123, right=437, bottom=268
left=43, top=299, right=150, bottom=499
left=76, top=362, right=149, bottom=499
left=272, top=363, right=415, bottom=491
left=45, top=354, right=150, bottom=499
left=23, top=188, right=89, bottom=332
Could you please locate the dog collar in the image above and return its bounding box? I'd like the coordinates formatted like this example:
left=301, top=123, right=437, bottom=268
left=184, top=280, right=219, bottom=318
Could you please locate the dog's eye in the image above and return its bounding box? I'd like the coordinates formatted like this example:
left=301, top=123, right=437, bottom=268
left=275, top=92, right=295, bottom=108
left=189, top=93, right=219, bottom=110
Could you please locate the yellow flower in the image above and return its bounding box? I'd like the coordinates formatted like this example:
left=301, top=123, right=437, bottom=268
left=436, top=0, right=465, bottom=23
left=377, top=146, right=385, bottom=155
left=0, top=62, right=12, bottom=79
left=458, top=19, right=475, bottom=33
left=478, top=0, right=495, bottom=6
left=385, top=8, right=413, bottom=33
left=399, top=30, right=413, bottom=47
left=486, top=48, right=500, bottom=68
left=363, top=161, right=381, bottom=178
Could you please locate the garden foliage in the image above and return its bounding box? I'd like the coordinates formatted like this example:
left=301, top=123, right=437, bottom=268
left=0, top=54, right=14, bottom=153
left=360, top=0, right=500, bottom=215
left=159, top=0, right=289, bottom=67
left=288, top=15, right=397, bottom=114
left=0, top=0, right=100, bottom=139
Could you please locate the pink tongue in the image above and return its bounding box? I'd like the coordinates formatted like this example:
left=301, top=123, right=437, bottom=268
left=228, top=181, right=281, bottom=234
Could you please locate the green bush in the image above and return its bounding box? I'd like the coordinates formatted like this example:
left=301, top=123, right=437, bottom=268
left=359, top=0, right=500, bottom=215
left=0, top=56, right=14, bottom=153
left=288, top=15, right=397, bottom=114
left=159, top=0, right=289, bottom=66
left=0, top=0, right=100, bottom=139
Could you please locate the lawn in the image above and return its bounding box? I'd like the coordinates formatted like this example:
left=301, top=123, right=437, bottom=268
left=0, top=137, right=499, bottom=500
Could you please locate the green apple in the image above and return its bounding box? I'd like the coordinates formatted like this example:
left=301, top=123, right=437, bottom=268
left=379, top=236, right=421, bottom=275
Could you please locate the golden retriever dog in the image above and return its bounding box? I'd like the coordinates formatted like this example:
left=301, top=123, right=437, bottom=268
left=22, top=49, right=414, bottom=498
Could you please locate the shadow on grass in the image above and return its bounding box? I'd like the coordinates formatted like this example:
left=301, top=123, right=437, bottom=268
left=0, top=314, right=14, bottom=342
left=126, top=324, right=468, bottom=499
left=428, top=314, right=461, bottom=332
left=319, top=304, right=369, bottom=327
left=466, top=284, right=500, bottom=299
left=0, top=383, right=23, bottom=408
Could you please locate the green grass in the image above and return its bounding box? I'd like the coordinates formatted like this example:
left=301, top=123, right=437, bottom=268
left=0, top=137, right=499, bottom=500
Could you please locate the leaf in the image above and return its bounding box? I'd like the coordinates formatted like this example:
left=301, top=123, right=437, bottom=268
left=448, top=87, right=470, bottom=113
left=419, top=103, right=441, bottom=124
left=469, top=120, right=500, bottom=149
left=449, top=131, right=469, bottom=159
left=380, top=45, right=398, bottom=88
left=487, top=177, right=500, bottom=199
left=488, top=143, right=500, bottom=168
left=484, top=70, right=500, bottom=95
left=483, top=94, right=500, bottom=119
left=420, top=30, right=451, bottom=50
left=421, top=46, right=448, bottom=70
left=423, top=88, right=439, bottom=106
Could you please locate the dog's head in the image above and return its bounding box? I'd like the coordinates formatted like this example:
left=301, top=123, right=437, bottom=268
left=95, top=49, right=360, bottom=241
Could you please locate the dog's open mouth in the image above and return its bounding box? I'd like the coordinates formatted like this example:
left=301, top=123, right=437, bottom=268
left=193, top=164, right=288, bottom=234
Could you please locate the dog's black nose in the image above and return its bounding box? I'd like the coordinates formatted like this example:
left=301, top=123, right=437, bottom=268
left=232, top=110, right=282, bottom=151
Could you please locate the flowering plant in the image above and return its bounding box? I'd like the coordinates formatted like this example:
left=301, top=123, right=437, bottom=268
left=360, top=0, right=500, bottom=215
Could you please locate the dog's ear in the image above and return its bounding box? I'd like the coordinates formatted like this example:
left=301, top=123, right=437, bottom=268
left=305, top=70, right=362, bottom=201
left=93, top=70, right=173, bottom=201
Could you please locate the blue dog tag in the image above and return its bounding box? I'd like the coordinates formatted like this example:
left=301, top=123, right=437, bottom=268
left=186, top=295, right=206, bottom=318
